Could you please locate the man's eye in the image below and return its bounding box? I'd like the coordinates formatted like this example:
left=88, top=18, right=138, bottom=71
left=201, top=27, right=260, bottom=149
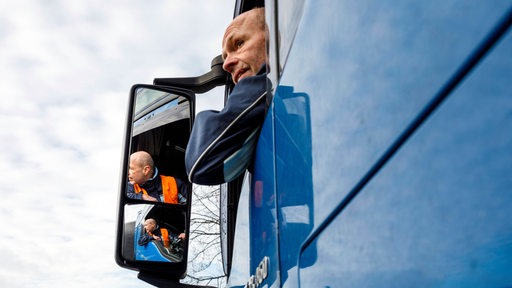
left=235, top=40, right=244, bottom=48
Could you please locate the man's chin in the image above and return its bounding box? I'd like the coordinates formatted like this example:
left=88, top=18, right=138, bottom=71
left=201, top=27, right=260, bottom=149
left=236, top=74, right=250, bottom=84
left=234, top=69, right=253, bottom=84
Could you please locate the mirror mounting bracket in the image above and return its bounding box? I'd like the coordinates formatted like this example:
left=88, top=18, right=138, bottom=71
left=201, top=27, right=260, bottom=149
left=153, top=55, right=229, bottom=94
left=138, top=271, right=216, bottom=288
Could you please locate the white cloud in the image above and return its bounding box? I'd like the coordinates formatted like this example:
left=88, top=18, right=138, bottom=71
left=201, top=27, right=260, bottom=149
left=0, top=0, right=233, bottom=286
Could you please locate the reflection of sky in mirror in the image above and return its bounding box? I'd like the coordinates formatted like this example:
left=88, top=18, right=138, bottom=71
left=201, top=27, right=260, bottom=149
left=124, top=204, right=152, bottom=223
left=0, top=1, right=232, bottom=287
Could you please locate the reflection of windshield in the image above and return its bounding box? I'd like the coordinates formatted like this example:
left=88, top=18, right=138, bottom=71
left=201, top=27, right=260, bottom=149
left=132, top=87, right=190, bottom=137
left=134, top=99, right=178, bottom=126
left=133, top=100, right=189, bottom=137
left=134, top=88, right=177, bottom=116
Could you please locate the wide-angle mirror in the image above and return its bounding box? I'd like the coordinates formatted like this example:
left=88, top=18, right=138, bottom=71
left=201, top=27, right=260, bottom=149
left=123, top=204, right=186, bottom=262
left=116, top=84, right=195, bottom=279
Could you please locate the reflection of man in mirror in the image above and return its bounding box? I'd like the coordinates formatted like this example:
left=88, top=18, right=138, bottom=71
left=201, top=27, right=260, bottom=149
left=127, top=151, right=187, bottom=204
left=138, top=218, right=185, bottom=247
left=185, top=7, right=270, bottom=185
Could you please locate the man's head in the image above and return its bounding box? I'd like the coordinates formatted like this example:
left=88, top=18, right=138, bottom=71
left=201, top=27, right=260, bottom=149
left=222, top=7, right=267, bottom=85
left=143, top=218, right=158, bottom=233
left=128, top=151, right=155, bottom=185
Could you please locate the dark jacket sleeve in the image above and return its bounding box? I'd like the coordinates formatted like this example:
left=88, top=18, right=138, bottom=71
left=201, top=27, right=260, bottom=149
left=175, top=177, right=188, bottom=204
left=185, top=66, right=269, bottom=185
left=126, top=182, right=142, bottom=200
left=138, top=229, right=162, bottom=246
left=138, top=233, right=152, bottom=246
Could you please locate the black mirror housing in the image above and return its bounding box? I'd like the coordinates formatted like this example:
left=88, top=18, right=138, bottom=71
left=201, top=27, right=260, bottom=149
left=115, top=84, right=195, bottom=280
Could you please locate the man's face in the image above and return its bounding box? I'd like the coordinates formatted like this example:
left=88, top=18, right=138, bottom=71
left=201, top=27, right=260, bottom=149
left=143, top=219, right=156, bottom=233
left=128, top=158, right=148, bottom=185
left=222, top=10, right=266, bottom=84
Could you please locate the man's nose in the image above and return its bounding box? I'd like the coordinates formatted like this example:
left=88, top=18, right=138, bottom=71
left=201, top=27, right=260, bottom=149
left=222, top=54, right=236, bottom=73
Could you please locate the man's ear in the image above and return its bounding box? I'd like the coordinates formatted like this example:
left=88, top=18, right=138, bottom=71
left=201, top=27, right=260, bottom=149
left=143, top=165, right=151, bottom=175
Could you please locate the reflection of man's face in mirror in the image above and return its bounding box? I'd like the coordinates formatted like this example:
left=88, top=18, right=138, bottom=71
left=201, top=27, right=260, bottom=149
left=128, top=151, right=154, bottom=185
left=143, top=219, right=157, bottom=234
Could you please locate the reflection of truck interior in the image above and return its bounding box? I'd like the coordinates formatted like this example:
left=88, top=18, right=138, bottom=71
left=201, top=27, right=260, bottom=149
left=131, top=95, right=191, bottom=182
left=124, top=205, right=186, bottom=263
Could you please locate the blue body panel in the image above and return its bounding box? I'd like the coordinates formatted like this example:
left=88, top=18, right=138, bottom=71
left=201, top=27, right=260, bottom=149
left=230, top=1, right=512, bottom=287
left=250, top=104, right=280, bottom=286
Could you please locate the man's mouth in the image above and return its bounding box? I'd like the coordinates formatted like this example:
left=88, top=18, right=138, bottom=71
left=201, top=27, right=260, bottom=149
left=234, top=69, right=247, bottom=84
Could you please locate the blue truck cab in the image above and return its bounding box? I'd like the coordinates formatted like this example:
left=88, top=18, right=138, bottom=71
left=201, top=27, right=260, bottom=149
left=117, top=1, right=512, bottom=287
left=225, top=1, right=512, bottom=287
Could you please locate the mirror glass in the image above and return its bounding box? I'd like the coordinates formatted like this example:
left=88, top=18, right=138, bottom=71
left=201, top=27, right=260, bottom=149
left=123, top=204, right=186, bottom=262
left=118, top=85, right=193, bottom=271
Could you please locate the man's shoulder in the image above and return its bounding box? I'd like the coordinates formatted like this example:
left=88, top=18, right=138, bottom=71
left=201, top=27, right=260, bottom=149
left=227, top=69, right=267, bottom=108
left=159, top=175, right=178, bottom=183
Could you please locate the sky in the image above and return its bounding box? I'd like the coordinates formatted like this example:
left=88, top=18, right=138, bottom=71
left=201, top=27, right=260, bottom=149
left=0, top=1, right=233, bottom=287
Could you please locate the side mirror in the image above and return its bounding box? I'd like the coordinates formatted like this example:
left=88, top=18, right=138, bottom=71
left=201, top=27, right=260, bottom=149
left=115, top=84, right=195, bottom=280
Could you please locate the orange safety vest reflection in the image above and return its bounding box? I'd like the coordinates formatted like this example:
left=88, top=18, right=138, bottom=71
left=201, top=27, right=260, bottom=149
left=160, top=228, right=170, bottom=248
left=148, top=228, right=170, bottom=247
left=134, top=175, right=179, bottom=204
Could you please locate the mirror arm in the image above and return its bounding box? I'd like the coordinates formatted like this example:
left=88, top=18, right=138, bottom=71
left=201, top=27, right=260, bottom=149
left=138, top=271, right=216, bottom=288
left=153, top=55, right=230, bottom=94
